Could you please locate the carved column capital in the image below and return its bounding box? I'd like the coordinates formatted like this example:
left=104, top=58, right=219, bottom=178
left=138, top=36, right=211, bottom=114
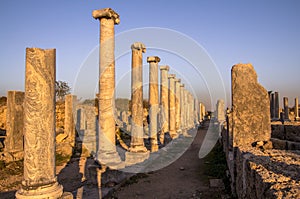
left=131, top=42, right=146, bottom=53
left=92, top=8, right=120, bottom=24
left=160, top=65, right=169, bottom=71
left=168, top=74, right=176, bottom=79
left=147, top=56, right=161, bottom=63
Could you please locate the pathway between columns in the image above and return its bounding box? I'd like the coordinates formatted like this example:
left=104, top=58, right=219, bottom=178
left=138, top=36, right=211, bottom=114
left=110, top=121, right=229, bottom=199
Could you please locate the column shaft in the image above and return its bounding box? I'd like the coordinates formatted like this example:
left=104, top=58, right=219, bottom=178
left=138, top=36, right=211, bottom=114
left=148, top=56, right=160, bottom=152
left=16, top=48, right=63, bottom=198
left=168, top=74, right=176, bottom=138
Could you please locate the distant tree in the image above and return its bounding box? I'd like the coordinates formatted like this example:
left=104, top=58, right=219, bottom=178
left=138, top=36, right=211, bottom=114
left=55, top=80, right=71, bottom=101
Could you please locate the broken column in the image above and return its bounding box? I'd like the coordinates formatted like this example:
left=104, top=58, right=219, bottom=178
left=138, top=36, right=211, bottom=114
left=16, top=48, right=63, bottom=199
left=283, top=97, right=290, bottom=121
left=168, top=74, right=177, bottom=138
left=92, top=8, right=123, bottom=168
left=125, top=42, right=149, bottom=165
left=269, top=92, right=275, bottom=120
left=295, top=97, right=299, bottom=121
left=147, top=56, right=160, bottom=152
left=231, top=63, right=271, bottom=147
left=274, top=92, right=280, bottom=120
left=175, top=78, right=181, bottom=133
left=5, top=91, right=24, bottom=157
left=159, top=65, right=169, bottom=144
left=216, top=99, right=225, bottom=122
left=64, top=94, right=77, bottom=145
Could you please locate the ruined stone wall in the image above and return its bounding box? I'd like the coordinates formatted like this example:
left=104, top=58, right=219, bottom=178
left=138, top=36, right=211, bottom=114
left=235, top=146, right=300, bottom=199
left=0, top=97, right=7, bottom=130
left=271, top=123, right=300, bottom=150
left=221, top=126, right=300, bottom=198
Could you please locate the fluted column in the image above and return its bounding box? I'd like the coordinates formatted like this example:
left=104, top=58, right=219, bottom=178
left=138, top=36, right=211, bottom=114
left=168, top=74, right=177, bottom=138
left=16, top=48, right=63, bottom=199
left=92, top=8, right=123, bottom=168
left=147, top=56, right=160, bottom=152
left=159, top=65, right=169, bottom=144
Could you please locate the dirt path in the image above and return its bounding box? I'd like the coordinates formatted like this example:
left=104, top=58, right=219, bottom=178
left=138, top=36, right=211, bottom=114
left=110, top=123, right=229, bottom=199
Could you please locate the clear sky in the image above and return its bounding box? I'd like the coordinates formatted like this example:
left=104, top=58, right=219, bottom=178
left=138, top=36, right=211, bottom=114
left=0, top=0, right=299, bottom=110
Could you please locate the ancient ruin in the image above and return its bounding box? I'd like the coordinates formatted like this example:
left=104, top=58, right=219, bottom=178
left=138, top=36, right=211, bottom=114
left=147, top=56, right=160, bottom=152
left=16, top=48, right=64, bottom=199
left=125, top=42, right=149, bottom=165
left=92, top=8, right=123, bottom=168
left=231, top=63, right=271, bottom=147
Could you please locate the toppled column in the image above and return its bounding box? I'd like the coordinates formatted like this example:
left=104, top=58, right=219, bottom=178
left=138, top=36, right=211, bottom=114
left=231, top=63, right=271, bottom=147
left=125, top=43, right=149, bottom=165
left=216, top=99, right=225, bottom=122
left=5, top=91, right=24, bottom=157
left=92, top=8, right=123, bottom=168
left=168, top=74, right=177, bottom=138
left=159, top=65, right=169, bottom=144
left=147, top=56, right=160, bottom=152
left=16, top=48, right=64, bottom=199
left=283, top=97, right=290, bottom=121
left=175, top=78, right=181, bottom=133
left=295, top=97, right=299, bottom=121
left=65, top=94, right=77, bottom=145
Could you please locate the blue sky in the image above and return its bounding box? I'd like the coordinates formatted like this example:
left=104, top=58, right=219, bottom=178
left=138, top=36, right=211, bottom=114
left=0, top=0, right=299, bottom=109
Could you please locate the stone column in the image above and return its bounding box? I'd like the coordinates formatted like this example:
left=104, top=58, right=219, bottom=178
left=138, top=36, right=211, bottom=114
left=92, top=8, right=123, bottom=168
left=270, top=92, right=275, bottom=120
left=168, top=74, right=177, bottom=138
left=125, top=43, right=149, bottom=166
left=194, top=98, right=199, bottom=125
left=180, top=84, right=185, bottom=131
left=283, top=97, right=290, bottom=121
left=216, top=99, right=225, bottom=122
left=147, top=56, right=160, bottom=152
left=295, top=97, right=299, bottom=121
left=5, top=91, right=24, bottom=155
left=65, top=94, right=77, bottom=145
left=188, top=92, right=193, bottom=128
left=199, top=103, right=203, bottom=122
left=16, top=48, right=63, bottom=199
left=175, top=78, right=181, bottom=133
left=159, top=65, right=169, bottom=144
left=274, top=92, right=280, bottom=120
left=184, top=89, right=189, bottom=128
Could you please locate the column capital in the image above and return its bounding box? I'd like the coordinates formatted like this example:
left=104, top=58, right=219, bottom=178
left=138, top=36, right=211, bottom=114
left=175, top=78, right=181, bottom=83
left=131, top=42, right=146, bottom=53
left=180, top=83, right=185, bottom=87
left=160, top=65, right=169, bottom=71
left=168, top=74, right=176, bottom=79
left=92, top=8, right=120, bottom=24
left=147, top=56, right=160, bottom=63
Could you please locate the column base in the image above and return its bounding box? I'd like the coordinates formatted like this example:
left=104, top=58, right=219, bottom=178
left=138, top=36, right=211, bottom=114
left=295, top=117, right=300, bottom=121
left=169, top=131, right=178, bottom=139
left=97, top=150, right=125, bottom=170
left=151, top=144, right=159, bottom=152
left=125, top=151, right=150, bottom=166
left=16, top=182, right=63, bottom=199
